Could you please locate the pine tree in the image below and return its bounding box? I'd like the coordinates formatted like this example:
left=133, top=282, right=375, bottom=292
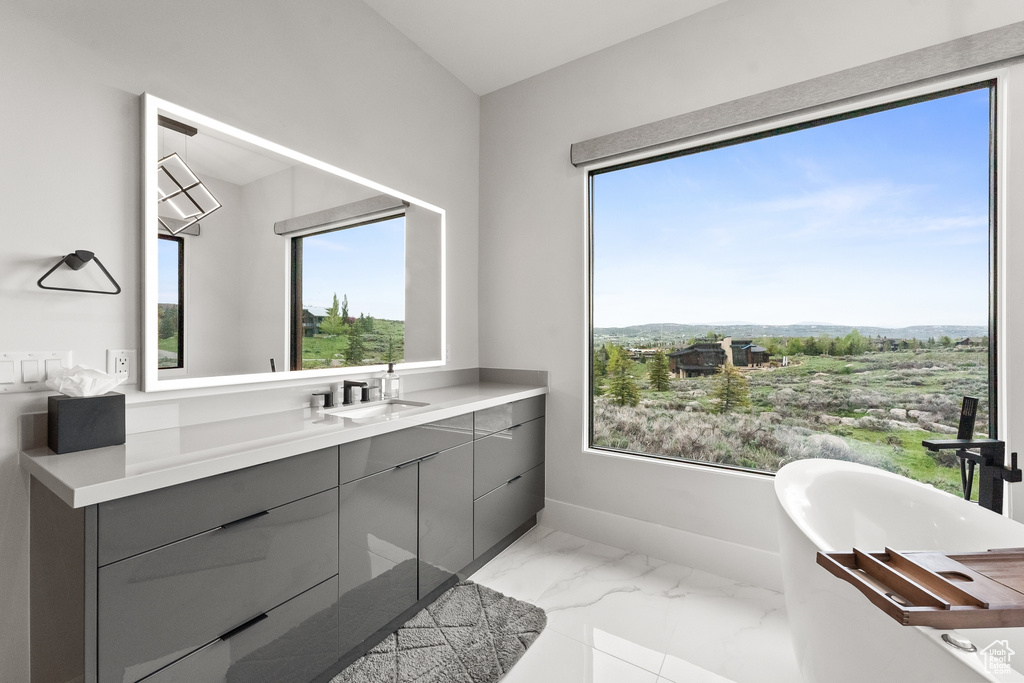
left=647, top=350, right=671, bottom=392
left=711, top=363, right=751, bottom=413
left=341, top=294, right=350, bottom=324
left=606, top=345, right=640, bottom=407
left=592, top=350, right=607, bottom=396
left=319, top=293, right=348, bottom=336
left=346, top=324, right=365, bottom=365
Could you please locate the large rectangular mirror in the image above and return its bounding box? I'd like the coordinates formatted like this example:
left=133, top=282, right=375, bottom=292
left=142, top=94, right=445, bottom=391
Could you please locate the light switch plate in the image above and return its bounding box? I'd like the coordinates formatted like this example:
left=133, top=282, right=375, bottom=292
left=0, top=351, right=72, bottom=393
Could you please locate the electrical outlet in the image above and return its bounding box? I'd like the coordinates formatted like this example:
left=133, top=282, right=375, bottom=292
left=106, top=349, right=138, bottom=385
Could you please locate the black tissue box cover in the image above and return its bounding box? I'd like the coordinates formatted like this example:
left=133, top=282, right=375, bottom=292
left=48, top=392, right=126, bottom=454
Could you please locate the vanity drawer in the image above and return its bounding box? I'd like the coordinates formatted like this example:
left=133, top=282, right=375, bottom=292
left=474, top=463, right=544, bottom=558
left=138, top=575, right=339, bottom=683
left=474, top=416, right=544, bottom=499
left=474, top=395, right=545, bottom=439
left=97, top=488, right=338, bottom=683
left=97, top=446, right=338, bottom=565
left=339, top=413, right=472, bottom=484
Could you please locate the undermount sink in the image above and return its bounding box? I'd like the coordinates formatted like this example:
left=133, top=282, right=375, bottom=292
left=324, top=399, right=430, bottom=420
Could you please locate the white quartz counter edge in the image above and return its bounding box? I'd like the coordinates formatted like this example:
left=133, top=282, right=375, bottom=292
left=21, top=382, right=546, bottom=508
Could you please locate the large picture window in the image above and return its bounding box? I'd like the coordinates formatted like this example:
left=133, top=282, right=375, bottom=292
left=589, top=81, right=995, bottom=494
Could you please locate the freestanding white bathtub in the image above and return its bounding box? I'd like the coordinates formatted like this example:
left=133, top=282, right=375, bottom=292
left=775, top=459, right=1024, bottom=683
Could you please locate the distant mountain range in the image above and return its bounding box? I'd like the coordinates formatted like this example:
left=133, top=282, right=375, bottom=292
left=593, top=322, right=988, bottom=342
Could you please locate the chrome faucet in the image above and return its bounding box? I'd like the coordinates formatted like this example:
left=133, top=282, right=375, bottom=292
left=342, top=380, right=369, bottom=405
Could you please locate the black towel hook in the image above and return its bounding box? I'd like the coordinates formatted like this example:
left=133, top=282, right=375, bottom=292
left=37, top=250, right=122, bottom=295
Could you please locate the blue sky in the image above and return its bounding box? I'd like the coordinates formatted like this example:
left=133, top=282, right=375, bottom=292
left=592, top=86, right=991, bottom=329
left=299, top=216, right=406, bottom=320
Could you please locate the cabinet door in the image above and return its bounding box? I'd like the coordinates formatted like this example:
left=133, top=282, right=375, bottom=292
left=338, top=464, right=418, bottom=656
left=418, top=442, right=473, bottom=597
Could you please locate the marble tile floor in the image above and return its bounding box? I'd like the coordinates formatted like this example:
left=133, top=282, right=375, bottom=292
left=469, top=525, right=802, bottom=683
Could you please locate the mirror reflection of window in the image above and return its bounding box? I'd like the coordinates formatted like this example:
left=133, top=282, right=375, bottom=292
left=157, top=235, right=184, bottom=369
left=291, top=216, right=406, bottom=371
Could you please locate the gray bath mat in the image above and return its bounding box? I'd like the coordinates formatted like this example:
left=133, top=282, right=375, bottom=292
left=331, top=581, right=546, bottom=683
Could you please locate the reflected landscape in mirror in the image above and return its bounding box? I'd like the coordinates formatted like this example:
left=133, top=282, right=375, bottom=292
left=142, top=94, right=445, bottom=391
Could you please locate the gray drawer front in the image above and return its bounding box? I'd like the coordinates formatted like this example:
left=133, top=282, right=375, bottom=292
left=98, top=447, right=339, bottom=565
left=98, top=489, right=339, bottom=683
left=474, top=463, right=544, bottom=559
left=419, top=442, right=474, bottom=597
left=339, top=413, right=472, bottom=484
left=474, top=395, right=545, bottom=439
left=474, top=416, right=545, bottom=499
left=138, top=575, right=339, bottom=683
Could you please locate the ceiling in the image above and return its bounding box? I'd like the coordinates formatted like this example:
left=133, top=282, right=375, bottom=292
left=361, top=0, right=728, bottom=95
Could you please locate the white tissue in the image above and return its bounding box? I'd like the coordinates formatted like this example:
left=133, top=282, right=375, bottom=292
left=45, top=365, right=125, bottom=397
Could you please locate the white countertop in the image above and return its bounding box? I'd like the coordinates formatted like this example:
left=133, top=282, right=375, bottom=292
left=21, top=382, right=546, bottom=508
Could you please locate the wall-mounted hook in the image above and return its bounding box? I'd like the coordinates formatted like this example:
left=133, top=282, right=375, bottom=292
left=37, top=250, right=121, bottom=295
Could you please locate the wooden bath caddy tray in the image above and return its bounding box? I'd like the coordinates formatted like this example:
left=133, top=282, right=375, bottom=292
left=818, top=547, right=1024, bottom=628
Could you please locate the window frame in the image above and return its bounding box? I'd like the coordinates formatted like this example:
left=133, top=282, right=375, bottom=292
left=583, top=75, right=1001, bottom=475
left=157, top=233, right=185, bottom=372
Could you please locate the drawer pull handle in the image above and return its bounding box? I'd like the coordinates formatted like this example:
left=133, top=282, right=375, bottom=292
left=396, top=451, right=441, bottom=469
left=507, top=474, right=523, bottom=484
left=220, top=510, right=270, bottom=529
left=219, top=613, right=268, bottom=641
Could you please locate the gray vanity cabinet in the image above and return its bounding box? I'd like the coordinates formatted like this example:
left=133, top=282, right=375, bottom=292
left=337, top=414, right=474, bottom=657
left=473, top=396, right=546, bottom=559
left=31, top=447, right=340, bottom=683
left=31, top=393, right=545, bottom=683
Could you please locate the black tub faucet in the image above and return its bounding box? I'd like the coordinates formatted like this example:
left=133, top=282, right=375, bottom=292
left=922, top=437, right=1021, bottom=514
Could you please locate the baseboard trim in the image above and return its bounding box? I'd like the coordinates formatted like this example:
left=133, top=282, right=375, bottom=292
left=540, top=499, right=783, bottom=591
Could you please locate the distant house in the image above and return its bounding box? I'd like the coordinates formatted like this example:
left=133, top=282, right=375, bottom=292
left=668, top=343, right=727, bottom=377
left=302, top=306, right=329, bottom=336
left=876, top=338, right=899, bottom=351
left=730, top=339, right=770, bottom=367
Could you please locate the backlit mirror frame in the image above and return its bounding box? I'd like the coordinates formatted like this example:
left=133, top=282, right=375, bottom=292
left=141, top=93, right=446, bottom=392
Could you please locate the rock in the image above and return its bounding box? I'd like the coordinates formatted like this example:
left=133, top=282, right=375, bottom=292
left=818, top=415, right=844, bottom=425
left=810, top=379, right=826, bottom=385
left=889, top=408, right=908, bottom=420
left=866, top=409, right=887, bottom=417
left=840, top=417, right=857, bottom=426
left=923, top=422, right=958, bottom=434
left=890, top=420, right=924, bottom=432
left=908, top=410, right=937, bottom=421
left=855, top=416, right=888, bottom=430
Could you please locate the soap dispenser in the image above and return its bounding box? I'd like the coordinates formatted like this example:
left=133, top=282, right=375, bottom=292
left=382, top=363, right=401, bottom=399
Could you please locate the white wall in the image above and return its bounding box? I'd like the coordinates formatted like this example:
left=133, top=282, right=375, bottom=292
left=478, top=0, right=1024, bottom=589
left=0, top=1, right=479, bottom=679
